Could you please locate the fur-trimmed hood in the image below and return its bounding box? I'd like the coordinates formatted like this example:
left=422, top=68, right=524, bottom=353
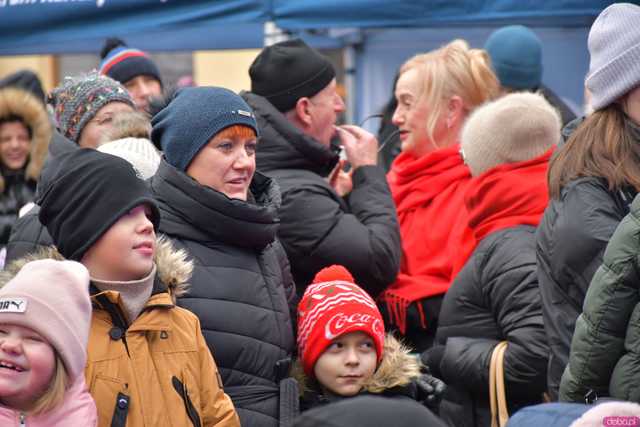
left=295, top=334, right=422, bottom=395
left=0, top=235, right=192, bottom=301
left=0, top=87, right=51, bottom=192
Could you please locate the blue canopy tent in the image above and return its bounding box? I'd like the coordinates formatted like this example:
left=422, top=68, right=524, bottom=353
left=0, top=0, right=267, bottom=55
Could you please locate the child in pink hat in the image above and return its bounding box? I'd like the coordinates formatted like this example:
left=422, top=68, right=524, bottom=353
left=0, top=259, right=97, bottom=426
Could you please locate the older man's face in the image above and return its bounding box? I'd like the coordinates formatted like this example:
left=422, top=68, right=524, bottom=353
left=305, top=79, right=345, bottom=146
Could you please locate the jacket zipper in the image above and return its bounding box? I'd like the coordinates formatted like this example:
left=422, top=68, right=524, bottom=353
left=19, top=412, right=25, bottom=426
left=172, top=376, right=201, bottom=427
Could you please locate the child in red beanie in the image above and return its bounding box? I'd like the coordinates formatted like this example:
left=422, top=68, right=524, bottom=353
left=296, top=265, right=445, bottom=411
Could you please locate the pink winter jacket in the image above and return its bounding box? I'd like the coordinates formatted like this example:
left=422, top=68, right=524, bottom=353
left=0, top=377, right=97, bottom=426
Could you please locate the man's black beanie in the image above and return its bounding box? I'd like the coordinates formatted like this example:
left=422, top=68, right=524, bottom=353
left=249, top=38, right=336, bottom=112
left=38, top=149, right=160, bottom=261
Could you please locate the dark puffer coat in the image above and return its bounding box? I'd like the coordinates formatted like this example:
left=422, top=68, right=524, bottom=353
left=0, top=86, right=51, bottom=246
left=436, top=226, right=548, bottom=427
left=294, top=395, right=446, bottom=427
left=560, top=193, right=640, bottom=403
left=536, top=177, right=635, bottom=399
left=242, top=92, right=401, bottom=297
left=150, top=159, right=296, bottom=427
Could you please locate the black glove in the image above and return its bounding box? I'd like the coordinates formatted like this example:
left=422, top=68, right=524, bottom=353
left=421, top=345, right=445, bottom=378
left=415, top=373, right=447, bottom=410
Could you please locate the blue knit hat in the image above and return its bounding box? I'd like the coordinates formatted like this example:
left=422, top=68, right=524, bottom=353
left=99, top=39, right=162, bottom=87
left=485, top=25, right=543, bottom=90
left=151, top=87, right=259, bottom=171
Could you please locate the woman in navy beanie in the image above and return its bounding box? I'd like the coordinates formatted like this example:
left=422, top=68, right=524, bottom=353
left=150, top=87, right=296, bottom=427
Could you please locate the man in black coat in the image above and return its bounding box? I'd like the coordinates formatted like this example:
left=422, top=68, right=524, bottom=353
left=242, top=39, right=401, bottom=297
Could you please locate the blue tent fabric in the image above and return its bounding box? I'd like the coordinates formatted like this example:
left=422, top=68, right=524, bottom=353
left=0, top=0, right=267, bottom=55
left=0, top=0, right=618, bottom=54
left=273, top=0, right=616, bottom=30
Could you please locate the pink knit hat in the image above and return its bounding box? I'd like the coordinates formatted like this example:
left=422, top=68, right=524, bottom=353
left=0, top=260, right=91, bottom=381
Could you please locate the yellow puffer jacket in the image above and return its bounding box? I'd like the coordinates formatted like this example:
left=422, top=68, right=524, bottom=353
left=5, top=238, right=239, bottom=427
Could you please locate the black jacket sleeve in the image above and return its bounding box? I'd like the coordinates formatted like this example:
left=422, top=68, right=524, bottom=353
left=278, top=165, right=401, bottom=297
left=5, top=205, right=53, bottom=266
left=440, top=231, right=548, bottom=400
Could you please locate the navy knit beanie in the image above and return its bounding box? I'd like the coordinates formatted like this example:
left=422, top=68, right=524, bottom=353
left=99, top=38, right=162, bottom=87
left=485, top=25, right=543, bottom=90
left=151, top=87, right=259, bottom=171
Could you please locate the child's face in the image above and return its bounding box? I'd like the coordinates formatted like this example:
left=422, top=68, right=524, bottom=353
left=82, top=204, right=156, bottom=281
left=313, top=331, right=377, bottom=397
left=0, top=324, right=55, bottom=410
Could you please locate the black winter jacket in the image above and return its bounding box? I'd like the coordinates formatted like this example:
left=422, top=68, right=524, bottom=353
left=150, top=160, right=296, bottom=427
left=536, top=177, right=635, bottom=399
left=242, top=92, right=401, bottom=297
left=560, top=193, right=640, bottom=403
left=5, top=130, right=77, bottom=264
left=436, top=226, right=548, bottom=427
left=0, top=171, right=36, bottom=245
left=294, top=395, right=446, bottom=427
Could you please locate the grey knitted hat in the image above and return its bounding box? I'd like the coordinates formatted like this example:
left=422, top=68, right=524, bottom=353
left=49, top=71, right=135, bottom=143
left=461, top=92, right=561, bottom=177
left=586, top=3, right=640, bottom=110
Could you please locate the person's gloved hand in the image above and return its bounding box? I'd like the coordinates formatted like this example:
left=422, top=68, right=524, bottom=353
left=415, top=373, right=447, bottom=410
left=420, top=345, right=445, bottom=378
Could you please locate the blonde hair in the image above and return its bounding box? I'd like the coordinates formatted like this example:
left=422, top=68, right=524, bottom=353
left=100, top=110, right=151, bottom=144
left=399, top=39, right=499, bottom=144
left=28, top=354, right=69, bottom=415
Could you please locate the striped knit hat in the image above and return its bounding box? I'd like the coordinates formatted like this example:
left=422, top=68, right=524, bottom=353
left=297, top=265, right=385, bottom=377
left=99, top=39, right=162, bottom=87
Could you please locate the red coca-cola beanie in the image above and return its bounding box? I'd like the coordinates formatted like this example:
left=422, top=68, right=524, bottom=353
left=297, top=265, right=385, bottom=377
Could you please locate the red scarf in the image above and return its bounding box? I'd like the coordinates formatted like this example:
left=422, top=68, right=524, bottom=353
left=382, top=145, right=475, bottom=333
left=450, top=149, right=553, bottom=277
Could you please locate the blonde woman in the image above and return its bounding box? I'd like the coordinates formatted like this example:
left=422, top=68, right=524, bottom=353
left=381, top=40, right=499, bottom=352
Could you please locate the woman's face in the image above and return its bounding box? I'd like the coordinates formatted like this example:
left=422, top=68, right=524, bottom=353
left=0, top=121, right=30, bottom=171
left=624, top=85, right=640, bottom=126
left=77, top=101, right=134, bottom=149
left=186, top=126, right=257, bottom=201
left=392, top=68, right=461, bottom=158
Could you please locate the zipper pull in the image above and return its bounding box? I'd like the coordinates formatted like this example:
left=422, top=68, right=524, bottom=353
left=19, top=412, right=25, bottom=426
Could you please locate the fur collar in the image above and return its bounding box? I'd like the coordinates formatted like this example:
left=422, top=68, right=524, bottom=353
left=0, top=87, right=50, bottom=192
left=0, top=236, right=192, bottom=302
left=294, top=334, right=422, bottom=395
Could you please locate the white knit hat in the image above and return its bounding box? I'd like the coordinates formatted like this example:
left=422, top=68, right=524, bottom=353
left=98, top=137, right=161, bottom=180
left=586, top=3, right=640, bottom=110
left=0, top=260, right=91, bottom=381
left=461, top=91, right=561, bottom=177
